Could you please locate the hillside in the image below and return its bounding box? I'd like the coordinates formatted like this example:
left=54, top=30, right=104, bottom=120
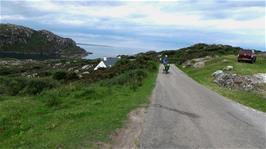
left=161, top=43, right=247, bottom=64
left=0, top=24, right=89, bottom=59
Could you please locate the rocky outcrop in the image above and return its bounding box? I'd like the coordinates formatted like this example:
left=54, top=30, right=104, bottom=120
left=0, top=24, right=90, bottom=59
left=182, top=56, right=212, bottom=68
left=212, top=70, right=266, bottom=91
left=0, top=58, right=95, bottom=79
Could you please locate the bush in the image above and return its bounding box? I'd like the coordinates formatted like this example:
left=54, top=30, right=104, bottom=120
left=45, top=94, right=61, bottom=107
left=21, top=79, right=57, bottom=95
left=0, top=68, right=20, bottom=75
left=0, top=77, right=57, bottom=96
left=38, top=71, right=52, bottom=77
left=53, top=71, right=67, bottom=80
left=0, top=77, right=26, bottom=95
left=66, top=72, right=79, bottom=81
left=105, top=69, right=148, bottom=89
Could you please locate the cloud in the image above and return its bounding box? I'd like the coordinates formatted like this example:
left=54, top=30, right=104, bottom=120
left=0, top=0, right=265, bottom=51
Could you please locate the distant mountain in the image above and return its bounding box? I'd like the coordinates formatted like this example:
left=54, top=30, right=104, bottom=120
left=0, top=24, right=90, bottom=59
left=161, top=43, right=250, bottom=64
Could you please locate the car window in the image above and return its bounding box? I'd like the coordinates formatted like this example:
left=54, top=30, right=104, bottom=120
left=240, top=50, right=252, bottom=53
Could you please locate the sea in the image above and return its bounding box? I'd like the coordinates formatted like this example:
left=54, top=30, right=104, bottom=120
left=79, top=44, right=148, bottom=59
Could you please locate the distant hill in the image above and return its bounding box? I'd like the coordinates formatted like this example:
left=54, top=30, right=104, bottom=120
left=0, top=24, right=90, bottom=59
left=160, top=43, right=254, bottom=64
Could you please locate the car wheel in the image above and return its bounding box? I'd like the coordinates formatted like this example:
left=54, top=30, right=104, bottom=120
left=251, top=58, right=255, bottom=64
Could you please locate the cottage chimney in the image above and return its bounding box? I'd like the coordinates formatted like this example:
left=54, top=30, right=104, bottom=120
left=103, top=57, right=107, bottom=61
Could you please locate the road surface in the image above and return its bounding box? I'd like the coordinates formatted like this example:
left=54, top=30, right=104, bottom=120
left=140, top=65, right=266, bottom=148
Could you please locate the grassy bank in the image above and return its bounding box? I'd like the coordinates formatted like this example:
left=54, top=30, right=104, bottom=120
left=178, top=55, right=266, bottom=112
left=0, top=71, right=157, bottom=149
left=0, top=53, right=159, bottom=148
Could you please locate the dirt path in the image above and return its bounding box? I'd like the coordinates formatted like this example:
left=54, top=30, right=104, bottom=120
left=111, top=107, right=147, bottom=149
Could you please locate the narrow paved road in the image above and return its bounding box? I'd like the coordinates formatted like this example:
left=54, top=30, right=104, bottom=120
left=140, top=65, right=266, bottom=149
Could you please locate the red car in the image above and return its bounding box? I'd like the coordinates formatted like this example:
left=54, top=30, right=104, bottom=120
left=237, top=49, right=256, bottom=63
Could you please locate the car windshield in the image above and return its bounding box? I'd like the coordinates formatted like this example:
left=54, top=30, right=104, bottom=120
left=240, top=50, right=252, bottom=53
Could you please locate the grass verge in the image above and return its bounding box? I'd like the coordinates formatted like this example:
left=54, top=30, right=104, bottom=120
left=178, top=55, right=266, bottom=112
left=0, top=70, right=158, bottom=148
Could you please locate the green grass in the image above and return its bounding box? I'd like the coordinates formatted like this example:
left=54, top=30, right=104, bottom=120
left=0, top=71, right=158, bottom=148
left=178, top=55, right=266, bottom=112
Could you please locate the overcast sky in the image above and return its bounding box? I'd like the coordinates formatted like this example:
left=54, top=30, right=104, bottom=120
left=1, top=0, right=265, bottom=51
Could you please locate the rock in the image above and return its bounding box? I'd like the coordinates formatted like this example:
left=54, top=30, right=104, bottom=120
left=212, top=70, right=224, bottom=77
left=254, top=73, right=266, bottom=84
left=67, top=67, right=74, bottom=72
left=21, top=72, right=27, bottom=77
left=54, top=63, right=62, bottom=67
left=32, top=73, right=38, bottom=78
left=222, top=59, right=229, bottom=63
left=74, top=70, right=79, bottom=73
left=212, top=70, right=263, bottom=91
left=82, top=71, right=90, bottom=75
left=224, top=66, right=233, bottom=71
left=183, top=56, right=212, bottom=68
left=81, top=65, right=91, bottom=70
left=193, top=61, right=205, bottom=68
left=183, top=60, right=193, bottom=67
left=78, top=74, right=83, bottom=78
left=0, top=61, right=8, bottom=65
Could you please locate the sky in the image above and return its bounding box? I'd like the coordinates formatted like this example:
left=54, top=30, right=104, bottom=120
left=1, top=0, right=266, bottom=52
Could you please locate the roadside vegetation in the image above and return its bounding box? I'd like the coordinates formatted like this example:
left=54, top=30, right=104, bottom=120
left=0, top=53, right=158, bottom=148
left=178, top=54, right=266, bottom=112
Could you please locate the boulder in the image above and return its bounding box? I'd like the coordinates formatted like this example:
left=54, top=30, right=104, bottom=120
left=212, top=70, right=224, bottom=77
left=74, top=70, right=79, bottom=73
left=254, top=73, right=266, bottom=84
left=55, top=63, right=62, bottom=66
left=78, top=74, right=83, bottom=78
left=193, top=61, right=205, bottom=68
left=182, top=56, right=212, bottom=68
left=183, top=60, right=193, bottom=68
left=223, top=66, right=233, bottom=71
left=67, top=67, right=74, bottom=72
left=223, top=59, right=229, bottom=63
left=81, top=65, right=91, bottom=70
left=82, top=71, right=90, bottom=75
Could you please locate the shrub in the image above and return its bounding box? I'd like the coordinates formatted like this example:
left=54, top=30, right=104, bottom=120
left=0, top=77, right=57, bottom=96
left=0, top=68, right=19, bottom=75
left=45, top=94, right=61, bottom=107
left=53, top=71, right=67, bottom=80
left=65, top=72, right=79, bottom=81
left=106, top=69, right=148, bottom=89
left=38, top=71, right=52, bottom=77
left=0, top=77, right=26, bottom=95
left=21, top=79, right=57, bottom=95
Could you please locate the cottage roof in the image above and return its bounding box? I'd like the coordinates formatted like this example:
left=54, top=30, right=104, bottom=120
left=103, top=57, right=119, bottom=67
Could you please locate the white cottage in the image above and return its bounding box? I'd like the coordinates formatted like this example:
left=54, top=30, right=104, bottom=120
left=94, top=57, right=119, bottom=70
